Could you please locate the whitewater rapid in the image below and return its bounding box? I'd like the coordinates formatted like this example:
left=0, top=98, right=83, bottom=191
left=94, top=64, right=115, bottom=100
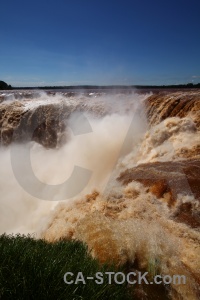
left=0, top=89, right=200, bottom=299
left=0, top=91, right=147, bottom=234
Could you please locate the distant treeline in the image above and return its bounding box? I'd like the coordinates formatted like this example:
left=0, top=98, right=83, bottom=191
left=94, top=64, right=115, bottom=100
left=12, top=83, right=200, bottom=90
left=0, top=81, right=12, bottom=90
left=1, top=80, right=200, bottom=90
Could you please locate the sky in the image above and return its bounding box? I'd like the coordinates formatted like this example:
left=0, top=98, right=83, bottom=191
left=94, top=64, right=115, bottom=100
left=0, top=0, right=200, bottom=87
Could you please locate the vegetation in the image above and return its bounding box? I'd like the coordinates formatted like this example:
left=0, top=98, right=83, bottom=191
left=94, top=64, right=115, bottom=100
left=0, top=234, right=132, bottom=300
left=12, top=83, right=200, bottom=90
left=0, top=81, right=12, bottom=90
left=1, top=79, right=200, bottom=90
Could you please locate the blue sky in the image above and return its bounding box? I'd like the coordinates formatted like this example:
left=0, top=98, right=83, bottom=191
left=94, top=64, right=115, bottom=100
left=0, top=0, right=200, bottom=87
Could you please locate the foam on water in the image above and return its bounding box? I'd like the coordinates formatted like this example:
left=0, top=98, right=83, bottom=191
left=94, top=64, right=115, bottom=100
left=0, top=90, right=199, bottom=299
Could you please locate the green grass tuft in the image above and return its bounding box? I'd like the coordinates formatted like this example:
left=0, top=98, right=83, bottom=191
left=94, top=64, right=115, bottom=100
left=0, top=234, right=132, bottom=300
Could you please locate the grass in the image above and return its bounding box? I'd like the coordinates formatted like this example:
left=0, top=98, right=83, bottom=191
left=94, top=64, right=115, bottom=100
left=147, top=257, right=161, bottom=279
left=0, top=234, right=132, bottom=300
